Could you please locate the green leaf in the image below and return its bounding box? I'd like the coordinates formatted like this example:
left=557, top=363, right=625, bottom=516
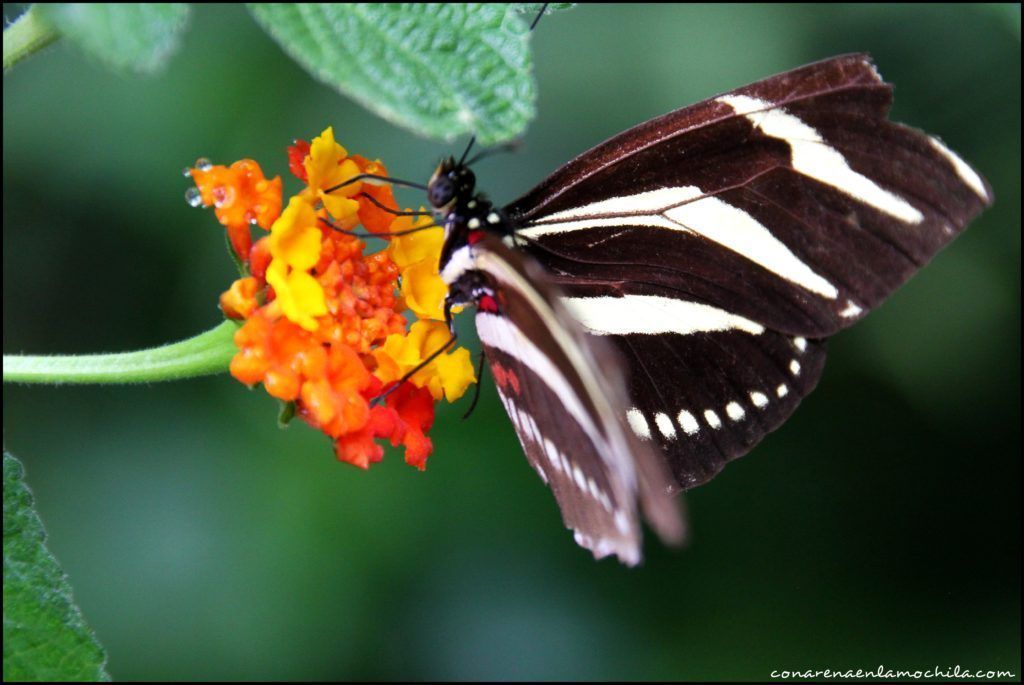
left=3, top=452, right=110, bottom=682
left=37, top=3, right=190, bottom=74
left=248, top=3, right=536, bottom=145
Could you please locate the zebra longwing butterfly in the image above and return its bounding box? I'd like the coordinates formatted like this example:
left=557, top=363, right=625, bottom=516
left=430, top=54, right=992, bottom=565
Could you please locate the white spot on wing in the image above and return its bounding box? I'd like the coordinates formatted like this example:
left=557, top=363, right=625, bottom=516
left=726, top=401, right=745, bottom=421
left=840, top=300, right=863, bottom=318
left=750, top=391, right=769, bottom=408
left=789, top=359, right=802, bottom=376
left=572, top=463, right=588, bottom=492
left=776, top=383, right=789, bottom=398
left=614, top=510, right=630, bottom=535
left=543, top=437, right=562, bottom=472
left=655, top=412, right=677, bottom=440
left=793, top=336, right=807, bottom=352
left=718, top=94, right=924, bottom=224
left=627, top=408, right=651, bottom=439
left=704, top=409, right=722, bottom=429
left=677, top=410, right=700, bottom=435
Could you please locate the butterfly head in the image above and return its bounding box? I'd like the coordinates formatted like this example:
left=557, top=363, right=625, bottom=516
left=429, top=156, right=476, bottom=212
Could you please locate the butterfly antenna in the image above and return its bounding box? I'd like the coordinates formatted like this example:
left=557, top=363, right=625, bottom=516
left=464, top=140, right=522, bottom=167
left=529, top=3, right=549, bottom=32
left=319, top=216, right=441, bottom=239
left=461, top=349, right=488, bottom=420
left=458, top=136, right=477, bottom=167
left=324, top=173, right=427, bottom=195
left=358, top=191, right=431, bottom=217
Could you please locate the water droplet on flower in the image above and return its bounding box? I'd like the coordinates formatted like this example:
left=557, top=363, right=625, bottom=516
left=194, top=157, right=213, bottom=171
left=182, top=166, right=193, bottom=177
left=184, top=186, right=204, bottom=207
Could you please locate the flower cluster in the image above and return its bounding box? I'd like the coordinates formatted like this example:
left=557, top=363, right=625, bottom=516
left=188, top=128, right=475, bottom=469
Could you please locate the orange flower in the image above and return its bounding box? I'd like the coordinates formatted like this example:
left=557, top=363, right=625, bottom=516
left=197, top=127, right=476, bottom=470
left=188, top=159, right=282, bottom=260
left=350, top=155, right=400, bottom=234
left=220, top=276, right=260, bottom=320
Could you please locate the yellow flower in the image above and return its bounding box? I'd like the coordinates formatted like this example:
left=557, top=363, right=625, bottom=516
left=265, top=260, right=327, bottom=332
left=266, top=197, right=327, bottom=331
left=388, top=213, right=448, bottom=321
left=269, top=197, right=322, bottom=270
left=373, top=320, right=476, bottom=401
left=388, top=214, right=443, bottom=267
left=303, top=127, right=362, bottom=223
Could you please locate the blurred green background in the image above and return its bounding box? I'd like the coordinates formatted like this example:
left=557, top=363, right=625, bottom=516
left=3, top=4, right=1020, bottom=680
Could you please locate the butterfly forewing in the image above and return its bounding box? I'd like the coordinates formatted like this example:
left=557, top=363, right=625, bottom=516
left=469, top=235, right=684, bottom=564
left=503, top=54, right=991, bottom=489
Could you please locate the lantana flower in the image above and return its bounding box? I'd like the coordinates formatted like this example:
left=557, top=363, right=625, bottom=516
left=188, top=127, right=476, bottom=470
left=188, top=159, right=282, bottom=260
left=265, top=197, right=327, bottom=331
left=300, top=126, right=363, bottom=227
left=387, top=214, right=451, bottom=321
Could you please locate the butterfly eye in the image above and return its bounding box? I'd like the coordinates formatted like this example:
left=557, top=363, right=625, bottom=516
left=454, top=166, right=476, bottom=195
left=428, top=176, right=454, bottom=208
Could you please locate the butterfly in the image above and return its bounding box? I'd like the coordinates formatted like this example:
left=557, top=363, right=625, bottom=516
left=423, top=54, right=991, bottom=565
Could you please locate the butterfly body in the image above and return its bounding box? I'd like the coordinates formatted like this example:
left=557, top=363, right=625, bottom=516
left=430, top=54, right=991, bottom=565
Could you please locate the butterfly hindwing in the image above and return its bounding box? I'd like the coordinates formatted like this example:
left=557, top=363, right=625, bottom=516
left=464, top=235, right=685, bottom=563
left=608, top=326, right=827, bottom=490
left=503, top=54, right=991, bottom=489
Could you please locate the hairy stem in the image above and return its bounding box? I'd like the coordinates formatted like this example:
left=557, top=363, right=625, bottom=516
left=3, top=321, right=239, bottom=385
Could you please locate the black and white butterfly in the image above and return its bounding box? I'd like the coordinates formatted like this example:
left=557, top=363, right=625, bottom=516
left=424, top=54, right=991, bottom=565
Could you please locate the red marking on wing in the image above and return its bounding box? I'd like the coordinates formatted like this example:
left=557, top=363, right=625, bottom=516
left=479, top=294, right=499, bottom=313
left=490, top=361, right=522, bottom=396
left=492, top=363, right=508, bottom=390
left=507, top=369, right=521, bottom=395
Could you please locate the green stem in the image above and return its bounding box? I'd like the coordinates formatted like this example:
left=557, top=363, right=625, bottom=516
left=3, top=321, right=240, bottom=385
left=3, top=5, right=61, bottom=71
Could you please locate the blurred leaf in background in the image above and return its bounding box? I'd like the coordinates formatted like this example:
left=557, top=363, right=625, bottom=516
left=36, top=3, right=190, bottom=74
left=2, top=3, right=1020, bottom=681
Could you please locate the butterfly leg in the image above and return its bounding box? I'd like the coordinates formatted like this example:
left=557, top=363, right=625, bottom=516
left=460, top=348, right=488, bottom=420
left=371, top=302, right=459, bottom=405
